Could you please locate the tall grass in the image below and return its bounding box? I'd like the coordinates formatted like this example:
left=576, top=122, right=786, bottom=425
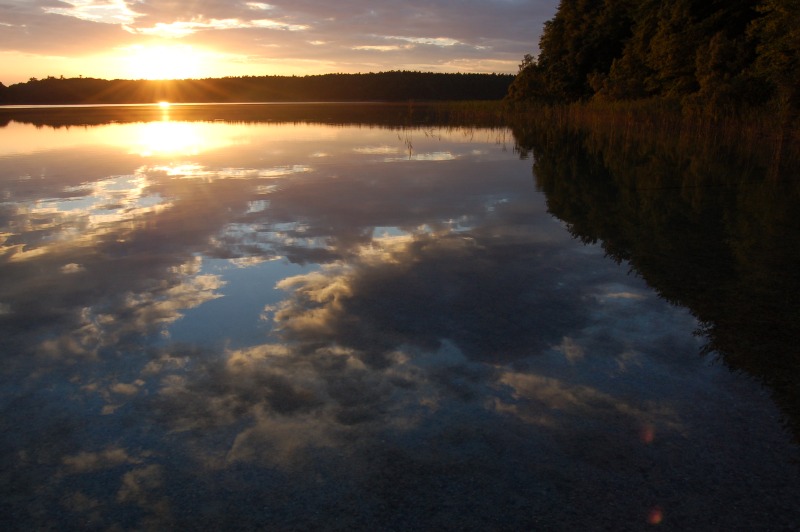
left=505, top=99, right=800, bottom=177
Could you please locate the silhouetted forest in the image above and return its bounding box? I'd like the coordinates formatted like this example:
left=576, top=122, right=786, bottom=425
left=507, top=0, right=799, bottom=114
left=0, top=72, right=514, bottom=105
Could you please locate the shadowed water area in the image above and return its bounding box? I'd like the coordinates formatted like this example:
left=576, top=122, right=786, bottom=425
left=0, top=103, right=798, bottom=530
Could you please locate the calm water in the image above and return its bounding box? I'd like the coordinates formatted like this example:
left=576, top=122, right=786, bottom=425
left=1, top=104, right=798, bottom=530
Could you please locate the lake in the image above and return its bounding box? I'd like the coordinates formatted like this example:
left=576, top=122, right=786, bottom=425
left=1, top=103, right=798, bottom=530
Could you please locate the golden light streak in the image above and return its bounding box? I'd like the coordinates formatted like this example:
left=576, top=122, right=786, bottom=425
left=121, top=44, right=209, bottom=80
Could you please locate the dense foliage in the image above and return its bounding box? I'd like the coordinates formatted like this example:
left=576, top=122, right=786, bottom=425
left=508, top=0, right=800, bottom=112
left=0, top=72, right=513, bottom=105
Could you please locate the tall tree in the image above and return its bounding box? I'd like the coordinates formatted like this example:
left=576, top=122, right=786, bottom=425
left=509, top=0, right=774, bottom=109
left=518, top=0, right=636, bottom=102
left=597, top=0, right=661, bottom=100
left=749, top=0, right=800, bottom=110
left=645, top=1, right=702, bottom=96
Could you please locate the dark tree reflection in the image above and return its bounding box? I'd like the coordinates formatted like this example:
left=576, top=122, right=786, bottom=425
left=512, top=119, right=800, bottom=441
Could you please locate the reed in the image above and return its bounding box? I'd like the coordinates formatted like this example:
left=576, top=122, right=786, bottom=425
left=506, top=99, right=800, bottom=177
left=425, top=100, right=509, bottom=128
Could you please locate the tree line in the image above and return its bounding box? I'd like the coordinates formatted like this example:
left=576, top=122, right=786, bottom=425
left=0, top=72, right=514, bottom=105
left=507, top=0, right=799, bottom=113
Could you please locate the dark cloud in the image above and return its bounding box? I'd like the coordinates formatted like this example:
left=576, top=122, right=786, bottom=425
left=272, top=233, right=594, bottom=365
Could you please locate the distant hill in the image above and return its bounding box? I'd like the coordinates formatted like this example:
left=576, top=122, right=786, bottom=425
left=0, top=72, right=514, bottom=105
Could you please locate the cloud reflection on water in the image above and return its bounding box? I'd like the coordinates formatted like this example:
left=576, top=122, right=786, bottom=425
left=1, top=116, right=797, bottom=529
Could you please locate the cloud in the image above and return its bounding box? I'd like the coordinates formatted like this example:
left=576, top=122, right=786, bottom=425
left=0, top=2, right=131, bottom=56
left=0, top=0, right=560, bottom=82
left=144, top=217, right=699, bottom=477
left=116, top=464, right=173, bottom=528
left=43, top=0, right=142, bottom=25
left=128, top=17, right=310, bottom=39
left=555, top=336, right=585, bottom=364
left=271, top=233, right=593, bottom=366
left=246, top=2, right=275, bottom=10
left=61, top=263, right=86, bottom=274
left=0, top=121, right=553, bottom=378
left=388, top=36, right=462, bottom=47
left=117, top=464, right=164, bottom=504
left=0, top=118, right=585, bottom=467
left=493, top=370, right=681, bottom=430
left=149, top=337, right=431, bottom=470
left=62, top=446, right=141, bottom=473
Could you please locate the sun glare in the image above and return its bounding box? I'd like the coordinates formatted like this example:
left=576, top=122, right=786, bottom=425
left=123, top=44, right=209, bottom=80
left=129, top=121, right=210, bottom=156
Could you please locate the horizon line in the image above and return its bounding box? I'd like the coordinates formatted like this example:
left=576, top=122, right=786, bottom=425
left=2, top=71, right=516, bottom=86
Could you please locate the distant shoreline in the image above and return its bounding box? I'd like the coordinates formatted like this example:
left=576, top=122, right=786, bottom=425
left=0, top=101, right=421, bottom=109
left=0, top=100, right=510, bottom=130
left=0, top=72, right=514, bottom=106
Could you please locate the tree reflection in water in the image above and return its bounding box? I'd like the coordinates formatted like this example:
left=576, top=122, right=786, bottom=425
left=513, top=118, right=800, bottom=441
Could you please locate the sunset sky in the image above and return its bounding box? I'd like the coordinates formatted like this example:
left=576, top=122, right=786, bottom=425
left=0, top=0, right=558, bottom=85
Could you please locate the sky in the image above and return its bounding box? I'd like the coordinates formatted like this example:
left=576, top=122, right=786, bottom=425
left=0, top=0, right=559, bottom=85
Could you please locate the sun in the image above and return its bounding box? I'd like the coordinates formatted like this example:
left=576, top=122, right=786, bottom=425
left=123, top=44, right=210, bottom=80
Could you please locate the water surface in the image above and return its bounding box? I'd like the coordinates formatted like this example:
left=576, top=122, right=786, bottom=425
left=1, top=104, right=798, bottom=530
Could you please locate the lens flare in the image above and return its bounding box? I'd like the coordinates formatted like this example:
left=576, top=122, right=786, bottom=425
left=647, top=506, right=664, bottom=525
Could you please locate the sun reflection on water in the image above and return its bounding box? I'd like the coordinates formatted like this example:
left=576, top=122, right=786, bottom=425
left=129, top=121, right=211, bottom=156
